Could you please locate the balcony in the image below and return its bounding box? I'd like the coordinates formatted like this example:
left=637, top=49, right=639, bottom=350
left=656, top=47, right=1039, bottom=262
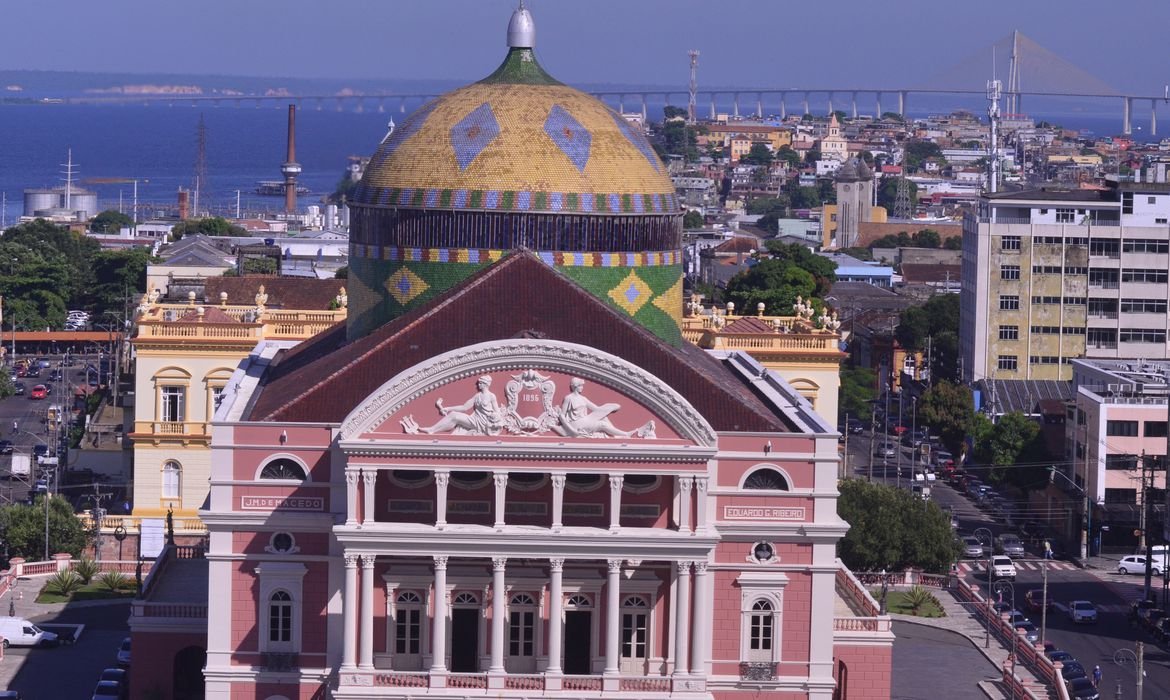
left=337, top=671, right=697, bottom=696
left=131, top=420, right=209, bottom=445
left=135, top=303, right=345, bottom=343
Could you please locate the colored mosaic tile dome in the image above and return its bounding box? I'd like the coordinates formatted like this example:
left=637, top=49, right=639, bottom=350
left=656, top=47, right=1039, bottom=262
left=347, top=4, right=683, bottom=345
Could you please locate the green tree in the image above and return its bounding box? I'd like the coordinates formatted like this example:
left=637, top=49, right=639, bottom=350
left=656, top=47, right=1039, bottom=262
left=839, top=366, right=877, bottom=420
left=788, top=186, right=822, bottom=209
left=89, top=210, right=134, bottom=234
left=943, top=236, right=963, bottom=250
left=740, top=142, right=774, bottom=166
left=1, top=220, right=98, bottom=326
left=756, top=212, right=780, bottom=236
left=903, top=141, right=944, bottom=172
left=881, top=112, right=905, bottom=122
left=774, top=146, right=800, bottom=169
left=914, top=229, right=941, bottom=248
left=839, top=246, right=873, bottom=261
left=663, top=105, right=688, bottom=120
left=803, top=148, right=821, bottom=165
left=0, top=495, right=90, bottom=559
left=837, top=479, right=958, bottom=573
left=972, top=412, right=1049, bottom=490
left=725, top=243, right=837, bottom=314
left=87, top=248, right=156, bottom=311
left=746, top=197, right=789, bottom=216
left=683, top=210, right=704, bottom=229
left=334, top=266, right=349, bottom=279
left=170, top=217, right=247, bottom=240
left=918, top=381, right=974, bottom=455
left=895, top=294, right=960, bottom=380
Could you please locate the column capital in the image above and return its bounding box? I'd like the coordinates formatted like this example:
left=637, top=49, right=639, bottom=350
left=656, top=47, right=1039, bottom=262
left=492, top=557, right=508, bottom=572
left=360, top=554, right=376, bottom=569
left=362, top=470, right=377, bottom=486
left=549, top=558, right=565, bottom=573
left=345, top=470, right=360, bottom=486
left=679, top=475, right=694, bottom=492
left=692, top=560, right=709, bottom=575
left=609, top=475, right=625, bottom=491
left=344, top=553, right=360, bottom=568
left=694, top=476, right=708, bottom=493
left=551, top=474, right=566, bottom=489
left=434, top=471, right=450, bottom=487
left=433, top=555, right=449, bottom=571
left=493, top=473, right=509, bottom=488
left=607, top=559, right=623, bottom=574
left=676, top=560, right=692, bottom=576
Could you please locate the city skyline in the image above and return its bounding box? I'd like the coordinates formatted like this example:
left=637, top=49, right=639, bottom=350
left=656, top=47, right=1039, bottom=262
left=3, top=0, right=1169, bottom=94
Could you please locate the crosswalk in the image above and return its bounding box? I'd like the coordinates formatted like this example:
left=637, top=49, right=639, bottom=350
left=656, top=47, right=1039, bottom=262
left=956, top=560, right=1079, bottom=573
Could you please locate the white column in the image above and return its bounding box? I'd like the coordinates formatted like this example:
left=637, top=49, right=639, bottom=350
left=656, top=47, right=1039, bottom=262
left=430, top=556, right=449, bottom=675
left=361, top=470, right=377, bottom=525
left=604, top=559, right=622, bottom=675
left=546, top=559, right=564, bottom=674
left=434, top=471, right=449, bottom=529
left=608, top=475, right=624, bottom=532
left=490, top=557, right=507, bottom=674
left=341, top=553, right=359, bottom=669
left=493, top=473, right=508, bottom=530
left=677, top=476, right=693, bottom=533
left=345, top=471, right=359, bottom=525
left=673, top=561, right=691, bottom=676
left=694, top=477, right=709, bottom=532
left=689, top=560, right=710, bottom=676
left=359, top=554, right=375, bottom=669
left=551, top=474, right=566, bottom=531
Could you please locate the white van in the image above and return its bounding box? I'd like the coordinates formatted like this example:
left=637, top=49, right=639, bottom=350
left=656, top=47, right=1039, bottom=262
left=0, top=617, right=58, bottom=648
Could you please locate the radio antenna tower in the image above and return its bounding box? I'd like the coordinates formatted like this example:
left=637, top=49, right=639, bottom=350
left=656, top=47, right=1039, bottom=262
left=687, top=50, right=700, bottom=124
left=59, top=149, right=78, bottom=210
left=987, top=78, right=1002, bottom=193
left=893, top=169, right=913, bottom=220
left=194, top=114, right=208, bottom=216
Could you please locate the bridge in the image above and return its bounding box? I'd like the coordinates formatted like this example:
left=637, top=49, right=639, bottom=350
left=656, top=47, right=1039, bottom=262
left=60, top=32, right=1164, bottom=136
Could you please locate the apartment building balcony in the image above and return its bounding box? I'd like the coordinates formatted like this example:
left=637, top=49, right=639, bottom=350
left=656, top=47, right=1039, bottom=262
left=130, top=420, right=210, bottom=445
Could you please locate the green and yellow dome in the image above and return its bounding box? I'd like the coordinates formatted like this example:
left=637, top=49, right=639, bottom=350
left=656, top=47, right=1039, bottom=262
left=348, top=4, right=683, bottom=343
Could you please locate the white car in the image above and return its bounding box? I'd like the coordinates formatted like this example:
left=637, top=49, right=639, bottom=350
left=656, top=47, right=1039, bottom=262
left=1118, top=555, right=1162, bottom=576
left=1068, top=600, right=1098, bottom=624
left=990, top=555, right=1016, bottom=580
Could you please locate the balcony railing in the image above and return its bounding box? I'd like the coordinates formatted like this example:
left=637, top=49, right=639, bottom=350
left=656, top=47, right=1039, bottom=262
left=132, top=421, right=209, bottom=439
left=132, top=601, right=209, bottom=618
left=833, top=616, right=893, bottom=632
left=78, top=512, right=206, bottom=534
left=346, top=672, right=688, bottom=693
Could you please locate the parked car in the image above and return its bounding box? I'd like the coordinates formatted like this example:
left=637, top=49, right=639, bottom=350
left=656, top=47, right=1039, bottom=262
left=11, top=382, right=23, bottom=396
left=1014, top=620, right=1040, bottom=643
left=116, top=637, right=131, bottom=667
left=1118, top=555, right=1162, bottom=576
left=1046, top=649, right=1075, bottom=665
left=990, top=556, right=1017, bottom=580
left=0, top=440, right=12, bottom=455
left=1068, top=600, right=1098, bottom=624
left=1060, top=660, right=1088, bottom=681
left=91, top=680, right=122, bottom=700
left=0, top=617, right=58, bottom=647
left=1066, top=677, right=1100, bottom=700
left=98, top=668, right=127, bottom=687
left=997, top=534, right=1026, bottom=557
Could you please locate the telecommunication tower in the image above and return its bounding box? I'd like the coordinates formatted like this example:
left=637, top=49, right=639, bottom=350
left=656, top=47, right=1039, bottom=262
left=60, top=149, right=78, bottom=210
left=687, top=50, right=700, bottom=124
left=893, top=170, right=913, bottom=220
left=986, top=78, right=1002, bottom=193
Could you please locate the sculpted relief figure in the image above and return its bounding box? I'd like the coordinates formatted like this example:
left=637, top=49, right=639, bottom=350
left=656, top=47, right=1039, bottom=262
left=553, top=377, right=656, bottom=439
left=401, top=376, right=505, bottom=436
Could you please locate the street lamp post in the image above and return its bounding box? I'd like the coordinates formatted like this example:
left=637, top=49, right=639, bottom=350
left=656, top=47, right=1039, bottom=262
left=1113, top=645, right=1144, bottom=700
left=975, top=526, right=994, bottom=649
left=911, top=395, right=919, bottom=480
left=993, top=580, right=1018, bottom=696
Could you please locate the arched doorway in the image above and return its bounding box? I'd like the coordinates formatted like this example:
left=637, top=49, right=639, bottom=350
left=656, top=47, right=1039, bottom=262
left=173, top=645, right=206, bottom=700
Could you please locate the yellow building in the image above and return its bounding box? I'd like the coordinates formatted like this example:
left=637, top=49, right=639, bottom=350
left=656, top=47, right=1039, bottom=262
left=682, top=298, right=846, bottom=424
left=124, top=278, right=348, bottom=531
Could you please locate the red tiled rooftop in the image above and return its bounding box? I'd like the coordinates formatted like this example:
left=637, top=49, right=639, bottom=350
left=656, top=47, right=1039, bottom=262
left=247, top=252, right=793, bottom=432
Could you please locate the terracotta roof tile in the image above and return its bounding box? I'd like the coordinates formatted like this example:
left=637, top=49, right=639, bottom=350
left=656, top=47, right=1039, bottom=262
left=175, top=307, right=240, bottom=324
left=721, top=317, right=776, bottom=334
left=204, top=277, right=346, bottom=310
left=247, top=252, right=792, bottom=432
left=712, top=236, right=761, bottom=254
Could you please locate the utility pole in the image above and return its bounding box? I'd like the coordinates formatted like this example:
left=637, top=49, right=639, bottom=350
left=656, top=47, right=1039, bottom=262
left=1143, top=451, right=1154, bottom=601
left=1137, top=641, right=1144, bottom=700
left=87, top=483, right=113, bottom=562
left=1040, top=560, right=1049, bottom=644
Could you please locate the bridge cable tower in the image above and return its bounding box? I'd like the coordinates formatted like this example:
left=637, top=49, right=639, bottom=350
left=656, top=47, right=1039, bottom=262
left=687, top=50, right=700, bottom=124
left=1006, top=29, right=1021, bottom=115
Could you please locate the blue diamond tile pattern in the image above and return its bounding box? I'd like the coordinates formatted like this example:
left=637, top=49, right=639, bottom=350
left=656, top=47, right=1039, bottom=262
left=544, top=104, right=592, bottom=172
left=450, top=103, right=501, bottom=171
left=611, top=112, right=662, bottom=172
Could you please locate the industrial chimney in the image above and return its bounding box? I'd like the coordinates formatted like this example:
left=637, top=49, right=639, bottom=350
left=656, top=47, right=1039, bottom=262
left=281, top=104, right=302, bottom=214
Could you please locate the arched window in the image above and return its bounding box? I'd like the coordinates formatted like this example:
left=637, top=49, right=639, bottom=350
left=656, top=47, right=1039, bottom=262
left=623, top=475, right=659, bottom=494
left=743, top=468, right=789, bottom=491
left=566, top=594, right=592, bottom=609
left=565, top=474, right=603, bottom=492
left=748, top=600, right=774, bottom=656
left=509, top=592, right=538, bottom=661
left=395, top=591, right=423, bottom=656
left=508, top=472, right=546, bottom=490
left=453, top=592, right=480, bottom=606
left=269, top=590, right=293, bottom=643
left=451, top=471, right=490, bottom=489
left=162, top=461, right=182, bottom=500
left=260, top=459, right=307, bottom=481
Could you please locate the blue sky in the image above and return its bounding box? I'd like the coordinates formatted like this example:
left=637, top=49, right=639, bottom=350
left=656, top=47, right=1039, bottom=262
left=3, top=0, right=1169, bottom=94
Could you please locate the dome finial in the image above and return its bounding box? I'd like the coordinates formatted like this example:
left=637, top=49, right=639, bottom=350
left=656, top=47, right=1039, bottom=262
left=507, top=1, right=536, bottom=49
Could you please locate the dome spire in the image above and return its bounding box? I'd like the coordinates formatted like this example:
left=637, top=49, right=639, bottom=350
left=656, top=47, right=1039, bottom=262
left=507, top=1, right=536, bottom=49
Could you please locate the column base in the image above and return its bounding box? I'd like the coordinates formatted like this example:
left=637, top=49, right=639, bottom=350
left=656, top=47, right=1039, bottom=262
left=602, top=674, right=621, bottom=692
left=544, top=672, right=563, bottom=691
left=428, top=669, right=448, bottom=688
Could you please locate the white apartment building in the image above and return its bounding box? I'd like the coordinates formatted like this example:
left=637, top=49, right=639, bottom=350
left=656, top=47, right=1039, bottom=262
left=961, top=177, right=1170, bottom=382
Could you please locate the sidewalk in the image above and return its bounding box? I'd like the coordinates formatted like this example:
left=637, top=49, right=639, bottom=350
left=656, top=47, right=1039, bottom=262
left=890, top=587, right=1054, bottom=700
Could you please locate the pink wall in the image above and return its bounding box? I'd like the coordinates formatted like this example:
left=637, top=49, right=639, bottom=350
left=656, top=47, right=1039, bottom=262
left=833, top=644, right=893, bottom=700
left=129, top=631, right=206, bottom=699
left=230, top=680, right=329, bottom=699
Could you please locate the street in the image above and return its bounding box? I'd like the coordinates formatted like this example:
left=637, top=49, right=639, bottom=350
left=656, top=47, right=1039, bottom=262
left=843, top=425, right=1169, bottom=699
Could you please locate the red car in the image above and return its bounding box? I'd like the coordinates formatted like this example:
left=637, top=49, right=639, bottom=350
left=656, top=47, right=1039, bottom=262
left=29, top=384, right=47, bottom=400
